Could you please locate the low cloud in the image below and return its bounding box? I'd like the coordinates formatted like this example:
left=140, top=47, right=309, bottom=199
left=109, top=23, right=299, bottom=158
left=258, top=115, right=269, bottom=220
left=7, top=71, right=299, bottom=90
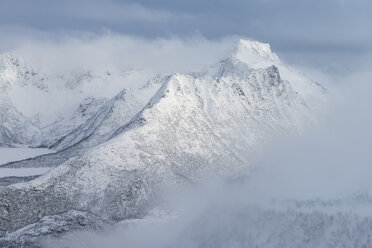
left=1, top=0, right=371, bottom=56
left=0, top=31, right=238, bottom=75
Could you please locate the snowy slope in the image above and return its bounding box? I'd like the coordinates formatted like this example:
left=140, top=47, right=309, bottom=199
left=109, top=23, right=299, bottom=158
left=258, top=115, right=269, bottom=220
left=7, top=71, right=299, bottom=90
left=0, top=76, right=164, bottom=170
left=49, top=75, right=165, bottom=151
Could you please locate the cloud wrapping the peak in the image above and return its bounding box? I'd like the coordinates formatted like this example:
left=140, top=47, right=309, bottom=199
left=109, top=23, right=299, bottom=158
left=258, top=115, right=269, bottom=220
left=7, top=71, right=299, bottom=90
left=1, top=0, right=371, bottom=49
left=0, top=0, right=371, bottom=73
left=1, top=34, right=238, bottom=75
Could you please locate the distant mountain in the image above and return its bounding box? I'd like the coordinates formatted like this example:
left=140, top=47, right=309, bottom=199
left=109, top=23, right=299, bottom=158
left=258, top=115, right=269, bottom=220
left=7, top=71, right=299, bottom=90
left=0, top=54, right=152, bottom=148
left=0, top=39, right=327, bottom=246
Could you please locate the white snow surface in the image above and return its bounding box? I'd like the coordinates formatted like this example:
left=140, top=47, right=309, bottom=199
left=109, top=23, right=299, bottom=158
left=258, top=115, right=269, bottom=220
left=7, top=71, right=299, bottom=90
left=232, top=39, right=327, bottom=110
left=0, top=167, right=50, bottom=177
left=0, top=148, right=54, bottom=165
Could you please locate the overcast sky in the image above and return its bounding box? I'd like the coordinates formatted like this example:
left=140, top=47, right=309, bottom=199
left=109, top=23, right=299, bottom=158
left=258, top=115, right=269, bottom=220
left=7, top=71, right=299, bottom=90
left=0, top=0, right=371, bottom=72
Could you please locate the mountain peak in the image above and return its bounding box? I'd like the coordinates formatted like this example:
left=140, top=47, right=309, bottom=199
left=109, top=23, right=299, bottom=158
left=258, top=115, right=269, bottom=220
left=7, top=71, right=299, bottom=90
left=231, top=39, right=280, bottom=68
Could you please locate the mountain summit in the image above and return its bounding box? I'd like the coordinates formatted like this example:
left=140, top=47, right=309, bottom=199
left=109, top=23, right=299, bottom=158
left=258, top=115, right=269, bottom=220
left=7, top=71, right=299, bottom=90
left=231, top=39, right=280, bottom=68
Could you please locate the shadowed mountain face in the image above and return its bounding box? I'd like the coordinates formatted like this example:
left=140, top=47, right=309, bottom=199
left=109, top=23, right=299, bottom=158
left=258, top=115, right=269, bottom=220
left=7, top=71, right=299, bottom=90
left=0, top=40, right=326, bottom=247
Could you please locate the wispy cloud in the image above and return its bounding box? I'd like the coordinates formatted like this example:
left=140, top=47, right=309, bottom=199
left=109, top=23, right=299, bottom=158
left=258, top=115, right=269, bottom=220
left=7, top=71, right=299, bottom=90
left=0, top=0, right=371, bottom=72
left=0, top=31, right=238, bottom=75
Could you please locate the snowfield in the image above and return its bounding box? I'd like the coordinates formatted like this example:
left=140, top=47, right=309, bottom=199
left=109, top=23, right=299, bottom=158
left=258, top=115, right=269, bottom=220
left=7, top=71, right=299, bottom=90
left=0, top=148, right=53, bottom=165
left=0, top=167, right=50, bottom=178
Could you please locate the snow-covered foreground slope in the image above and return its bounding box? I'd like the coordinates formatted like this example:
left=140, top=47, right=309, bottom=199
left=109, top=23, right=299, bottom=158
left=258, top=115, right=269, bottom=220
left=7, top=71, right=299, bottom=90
left=0, top=39, right=327, bottom=247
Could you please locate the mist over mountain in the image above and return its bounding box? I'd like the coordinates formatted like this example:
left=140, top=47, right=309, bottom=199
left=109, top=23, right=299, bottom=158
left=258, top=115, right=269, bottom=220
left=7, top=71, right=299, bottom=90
left=0, top=38, right=336, bottom=246
left=0, top=7, right=370, bottom=245
left=1, top=0, right=372, bottom=247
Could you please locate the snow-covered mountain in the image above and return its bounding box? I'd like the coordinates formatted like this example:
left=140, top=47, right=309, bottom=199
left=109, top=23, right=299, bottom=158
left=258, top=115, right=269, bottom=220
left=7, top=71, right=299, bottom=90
left=49, top=75, right=165, bottom=151
left=0, top=54, right=152, bottom=148
left=0, top=39, right=327, bottom=246
left=0, top=75, right=164, bottom=169
left=232, top=40, right=326, bottom=109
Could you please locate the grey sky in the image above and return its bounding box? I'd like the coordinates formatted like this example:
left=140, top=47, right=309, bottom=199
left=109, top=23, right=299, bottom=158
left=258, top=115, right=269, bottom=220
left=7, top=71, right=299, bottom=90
left=0, top=0, right=371, bottom=71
